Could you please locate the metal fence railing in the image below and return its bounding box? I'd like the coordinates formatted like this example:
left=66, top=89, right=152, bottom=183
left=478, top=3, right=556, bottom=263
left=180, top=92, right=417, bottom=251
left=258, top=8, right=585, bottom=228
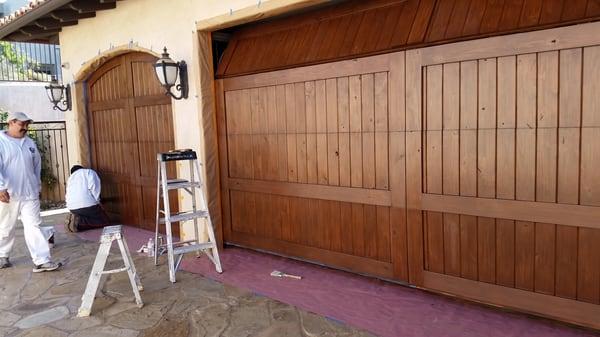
left=0, top=42, right=62, bottom=82
left=0, top=121, right=69, bottom=207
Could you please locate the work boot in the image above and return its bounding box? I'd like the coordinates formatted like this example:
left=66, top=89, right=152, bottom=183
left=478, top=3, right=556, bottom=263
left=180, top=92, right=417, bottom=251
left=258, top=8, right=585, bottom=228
left=32, top=261, right=62, bottom=273
left=65, top=213, right=78, bottom=233
left=0, top=257, right=11, bottom=269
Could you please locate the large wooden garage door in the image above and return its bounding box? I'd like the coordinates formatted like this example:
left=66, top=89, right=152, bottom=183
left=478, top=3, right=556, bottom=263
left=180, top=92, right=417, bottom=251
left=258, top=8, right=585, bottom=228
left=406, top=23, right=600, bottom=328
left=216, top=54, right=409, bottom=280
left=87, top=52, right=177, bottom=230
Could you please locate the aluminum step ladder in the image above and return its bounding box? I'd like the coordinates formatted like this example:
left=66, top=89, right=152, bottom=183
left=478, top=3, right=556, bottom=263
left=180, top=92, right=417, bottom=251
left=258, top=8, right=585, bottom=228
left=154, top=149, right=222, bottom=283
left=78, top=225, right=143, bottom=317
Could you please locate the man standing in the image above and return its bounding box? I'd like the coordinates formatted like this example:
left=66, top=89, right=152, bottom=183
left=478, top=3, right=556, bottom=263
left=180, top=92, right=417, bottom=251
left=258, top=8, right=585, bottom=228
left=65, top=165, right=110, bottom=232
left=0, top=112, right=61, bottom=272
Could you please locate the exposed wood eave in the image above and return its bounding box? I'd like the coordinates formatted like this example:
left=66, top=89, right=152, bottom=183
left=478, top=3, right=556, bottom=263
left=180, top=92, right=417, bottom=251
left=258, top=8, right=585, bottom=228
left=0, top=0, right=123, bottom=43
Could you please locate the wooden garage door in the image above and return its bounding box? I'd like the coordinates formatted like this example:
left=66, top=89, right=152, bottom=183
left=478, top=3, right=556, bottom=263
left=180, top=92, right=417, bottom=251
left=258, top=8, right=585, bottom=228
left=87, top=52, right=177, bottom=230
left=405, top=23, right=600, bottom=328
left=216, top=54, right=409, bottom=280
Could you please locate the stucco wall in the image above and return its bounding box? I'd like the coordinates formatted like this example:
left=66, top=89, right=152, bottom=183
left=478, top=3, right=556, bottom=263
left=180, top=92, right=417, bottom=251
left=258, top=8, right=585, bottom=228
left=0, top=82, right=64, bottom=121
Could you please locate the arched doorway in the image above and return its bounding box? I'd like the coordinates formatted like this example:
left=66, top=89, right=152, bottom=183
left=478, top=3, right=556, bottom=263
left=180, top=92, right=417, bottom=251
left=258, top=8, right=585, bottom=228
left=86, top=52, right=177, bottom=231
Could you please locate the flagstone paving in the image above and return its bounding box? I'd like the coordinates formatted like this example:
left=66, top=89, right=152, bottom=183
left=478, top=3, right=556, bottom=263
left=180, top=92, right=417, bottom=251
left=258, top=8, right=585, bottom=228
left=0, top=214, right=374, bottom=337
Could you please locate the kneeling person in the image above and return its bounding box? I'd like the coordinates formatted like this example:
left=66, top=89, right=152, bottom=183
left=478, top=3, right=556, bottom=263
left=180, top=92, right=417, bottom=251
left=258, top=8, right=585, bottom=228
left=65, top=165, right=110, bottom=232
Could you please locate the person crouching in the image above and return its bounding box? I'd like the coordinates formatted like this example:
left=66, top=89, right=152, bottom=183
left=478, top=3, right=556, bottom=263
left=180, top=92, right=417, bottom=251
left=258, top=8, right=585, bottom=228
left=65, top=165, right=111, bottom=232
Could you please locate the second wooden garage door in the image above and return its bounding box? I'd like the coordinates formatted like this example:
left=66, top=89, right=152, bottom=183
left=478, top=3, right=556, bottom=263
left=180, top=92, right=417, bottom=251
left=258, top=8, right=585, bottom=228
left=216, top=54, right=409, bottom=281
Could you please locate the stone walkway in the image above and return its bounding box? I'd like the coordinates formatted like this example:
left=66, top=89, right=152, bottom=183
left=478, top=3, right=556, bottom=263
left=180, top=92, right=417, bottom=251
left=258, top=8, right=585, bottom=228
left=0, top=214, right=374, bottom=337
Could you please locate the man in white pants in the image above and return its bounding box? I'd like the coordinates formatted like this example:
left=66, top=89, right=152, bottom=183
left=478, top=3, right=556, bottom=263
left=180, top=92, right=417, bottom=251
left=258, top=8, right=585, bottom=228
left=0, top=112, right=61, bottom=272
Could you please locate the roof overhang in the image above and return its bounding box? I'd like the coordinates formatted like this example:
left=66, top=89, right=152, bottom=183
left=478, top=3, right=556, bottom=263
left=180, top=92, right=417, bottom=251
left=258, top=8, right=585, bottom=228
left=0, top=0, right=123, bottom=44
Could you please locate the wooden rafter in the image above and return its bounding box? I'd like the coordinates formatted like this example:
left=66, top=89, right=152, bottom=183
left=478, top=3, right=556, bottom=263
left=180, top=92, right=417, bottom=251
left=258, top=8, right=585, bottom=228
left=69, top=0, right=116, bottom=14
left=34, top=17, right=78, bottom=29
left=50, top=9, right=96, bottom=22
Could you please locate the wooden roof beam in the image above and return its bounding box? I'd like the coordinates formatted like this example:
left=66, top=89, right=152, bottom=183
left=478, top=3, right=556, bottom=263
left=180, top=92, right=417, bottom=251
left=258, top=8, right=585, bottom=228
left=50, top=9, right=96, bottom=22
left=34, top=17, right=78, bottom=30
left=15, top=27, right=61, bottom=39
left=68, top=0, right=117, bottom=14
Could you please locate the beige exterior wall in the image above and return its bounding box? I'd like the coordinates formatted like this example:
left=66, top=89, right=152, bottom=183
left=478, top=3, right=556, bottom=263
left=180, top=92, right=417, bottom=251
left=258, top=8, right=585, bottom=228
left=58, top=0, right=320, bottom=239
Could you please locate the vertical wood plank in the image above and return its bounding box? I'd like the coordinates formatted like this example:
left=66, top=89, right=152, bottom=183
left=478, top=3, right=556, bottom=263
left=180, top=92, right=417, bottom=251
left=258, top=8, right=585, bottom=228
left=305, top=81, right=318, bottom=184
left=375, top=72, right=389, bottom=190
left=316, top=80, right=328, bottom=185
left=516, top=53, right=537, bottom=201
left=580, top=46, right=600, bottom=207
left=555, top=48, right=582, bottom=300
left=578, top=228, right=600, bottom=304
left=376, top=206, right=391, bottom=262
left=460, top=61, right=478, bottom=197
left=364, top=205, right=379, bottom=259
left=329, top=201, right=342, bottom=252
left=362, top=74, right=376, bottom=189
left=285, top=84, right=298, bottom=182
left=477, top=58, right=497, bottom=198
left=352, top=203, right=365, bottom=257
left=405, top=50, right=424, bottom=285
left=496, top=219, right=516, bottom=287
left=443, top=62, right=460, bottom=196
left=460, top=215, right=478, bottom=280
left=497, top=56, right=517, bottom=200
left=536, top=51, right=558, bottom=202
left=426, top=65, right=443, bottom=194
left=326, top=78, right=340, bottom=186
left=425, top=64, right=444, bottom=275
left=349, top=75, right=363, bottom=187
left=266, top=86, right=279, bottom=181
left=577, top=46, right=600, bottom=304
left=515, top=221, right=535, bottom=291
left=338, top=77, right=351, bottom=187
left=340, top=202, right=353, bottom=255
left=295, top=82, right=308, bottom=183
left=276, top=85, right=288, bottom=182
left=534, top=51, right=558, bottom=296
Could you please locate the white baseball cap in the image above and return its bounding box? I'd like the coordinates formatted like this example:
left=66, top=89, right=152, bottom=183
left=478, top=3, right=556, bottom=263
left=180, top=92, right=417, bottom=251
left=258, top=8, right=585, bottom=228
left=7, top=111, right=33, bottom=122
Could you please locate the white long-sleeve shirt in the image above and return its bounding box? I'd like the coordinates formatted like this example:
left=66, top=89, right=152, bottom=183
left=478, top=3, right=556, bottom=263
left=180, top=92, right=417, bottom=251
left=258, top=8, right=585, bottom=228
left=65, top=168, right=101, bottom=210
left=0, top=131, right=41, bottom=201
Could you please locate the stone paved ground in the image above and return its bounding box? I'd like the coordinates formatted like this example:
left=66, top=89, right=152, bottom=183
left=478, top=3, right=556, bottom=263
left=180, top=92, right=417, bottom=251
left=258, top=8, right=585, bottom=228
left=0, top=214, right=375, bottom=337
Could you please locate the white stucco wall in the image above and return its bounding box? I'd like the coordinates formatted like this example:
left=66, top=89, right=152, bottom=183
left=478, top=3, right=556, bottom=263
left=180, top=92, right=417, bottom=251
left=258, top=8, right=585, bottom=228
left=0, top=82, right=64, bottom=121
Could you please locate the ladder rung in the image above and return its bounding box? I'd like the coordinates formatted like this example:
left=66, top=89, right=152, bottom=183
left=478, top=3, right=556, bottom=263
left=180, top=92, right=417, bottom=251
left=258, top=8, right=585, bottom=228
left=165, top=180, right=201, bottom=190
left=101, top=267, right=129, bottom=274
left=159, top=210, right=209, bottom=223
left=173, top=242, right=215, bottom=255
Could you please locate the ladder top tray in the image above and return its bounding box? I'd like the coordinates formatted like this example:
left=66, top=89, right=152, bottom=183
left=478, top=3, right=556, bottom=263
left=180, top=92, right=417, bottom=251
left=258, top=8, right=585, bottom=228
left=158, top=150, right=197, bottom=162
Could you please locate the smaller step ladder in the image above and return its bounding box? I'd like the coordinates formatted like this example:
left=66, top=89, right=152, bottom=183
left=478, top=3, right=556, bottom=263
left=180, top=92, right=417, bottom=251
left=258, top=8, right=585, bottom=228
left=78, top=225, right=143, bottom=317
left=154, top=149, right=222, bottom=283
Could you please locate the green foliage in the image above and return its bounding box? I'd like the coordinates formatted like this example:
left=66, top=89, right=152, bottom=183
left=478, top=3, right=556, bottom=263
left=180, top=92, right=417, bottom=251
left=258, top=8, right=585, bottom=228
left=0, top=109, right=57, bottom=188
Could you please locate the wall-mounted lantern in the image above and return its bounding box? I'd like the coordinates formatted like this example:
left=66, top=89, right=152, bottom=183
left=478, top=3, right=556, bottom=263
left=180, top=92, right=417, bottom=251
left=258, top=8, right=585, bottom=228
left=154, top=47, right=188, bottom=100
left=45, top=76, right=71, bottom=111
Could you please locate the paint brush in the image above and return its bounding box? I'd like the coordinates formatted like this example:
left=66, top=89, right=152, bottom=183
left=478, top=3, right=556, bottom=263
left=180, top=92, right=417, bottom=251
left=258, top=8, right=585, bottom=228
left=270, top=270, right=302, bottom=280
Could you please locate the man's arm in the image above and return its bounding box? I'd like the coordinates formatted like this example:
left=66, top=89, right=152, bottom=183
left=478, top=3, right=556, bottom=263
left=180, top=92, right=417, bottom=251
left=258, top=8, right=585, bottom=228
left=32, top=140, right=42, bottom=188
left=0, top=149, right=8, bottom=203
left=88, top=170, right=102, bottom=203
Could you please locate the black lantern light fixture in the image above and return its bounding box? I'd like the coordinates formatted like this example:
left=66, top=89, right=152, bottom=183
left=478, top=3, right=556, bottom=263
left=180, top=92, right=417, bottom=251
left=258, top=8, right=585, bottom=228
left=154, top=47, right=188, bottom=100
left=45, top=76, right=71, bottom=111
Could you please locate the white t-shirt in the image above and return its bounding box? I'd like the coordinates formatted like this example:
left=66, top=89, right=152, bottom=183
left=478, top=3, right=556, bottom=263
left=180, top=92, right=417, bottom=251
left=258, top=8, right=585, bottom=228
left=0, top=131, right=41, bottom=201
left=65, top=168, right=101, bottom=210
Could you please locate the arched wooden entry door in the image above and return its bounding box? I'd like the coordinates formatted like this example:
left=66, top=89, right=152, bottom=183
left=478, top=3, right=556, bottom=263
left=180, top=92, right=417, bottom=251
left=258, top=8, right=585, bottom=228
left=87, top=52, right=177, bottom=230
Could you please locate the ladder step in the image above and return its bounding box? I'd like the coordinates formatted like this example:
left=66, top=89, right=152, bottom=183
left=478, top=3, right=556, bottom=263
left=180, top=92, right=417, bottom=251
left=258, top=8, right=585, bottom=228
left=172, top=242, right=215, bottom=256
left=159, top=210, right=209, bottom=223
left=166, top=179, right=202, bottom=190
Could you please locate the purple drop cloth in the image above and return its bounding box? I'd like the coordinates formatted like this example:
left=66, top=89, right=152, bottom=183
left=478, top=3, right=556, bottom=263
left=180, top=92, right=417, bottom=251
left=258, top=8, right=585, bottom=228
left=66, top=225, right=597, bottom=337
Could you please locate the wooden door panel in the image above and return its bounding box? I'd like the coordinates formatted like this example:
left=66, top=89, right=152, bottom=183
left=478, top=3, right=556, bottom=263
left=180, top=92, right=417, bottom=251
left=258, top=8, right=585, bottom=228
left=88, top=52, right=176, bottom=231
left=217, top=54, right=407, bottom=281
left=406, top=23, right=600, bottom=328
